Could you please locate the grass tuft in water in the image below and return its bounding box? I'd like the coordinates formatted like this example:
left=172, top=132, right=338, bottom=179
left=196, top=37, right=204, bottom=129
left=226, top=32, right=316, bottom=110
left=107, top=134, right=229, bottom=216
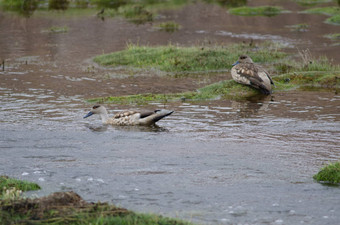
left=154, top=21, right=181, bottom=32
left=324, top=33, right=340, bottom=40
left=313, top=161, right=340, bottom=185
left=0, top=176, right=40, bottom=197
left=41, top=25, right=69, bottom=33
left=286, top=23, right=309, bottom=32
left=93, top=42, right=286, bottom=73
left=228, top=6, right=283, bottom=17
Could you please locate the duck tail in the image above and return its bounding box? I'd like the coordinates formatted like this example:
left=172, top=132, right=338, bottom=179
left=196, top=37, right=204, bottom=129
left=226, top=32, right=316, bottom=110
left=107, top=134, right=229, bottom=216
left=140, top=110, right=174, bottom=125
left=151, top=110, right=174, bottom=123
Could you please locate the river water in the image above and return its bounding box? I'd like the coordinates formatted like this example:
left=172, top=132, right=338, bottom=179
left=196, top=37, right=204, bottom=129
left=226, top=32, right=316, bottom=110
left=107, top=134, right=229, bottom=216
left=1, top=0, right=340, bottom=224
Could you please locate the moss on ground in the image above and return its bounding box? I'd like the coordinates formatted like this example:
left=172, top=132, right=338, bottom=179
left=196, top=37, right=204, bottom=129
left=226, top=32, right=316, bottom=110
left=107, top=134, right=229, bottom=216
left=228, top=6, right=283, bottom=17
left=313, top=161, right=340, bottom=185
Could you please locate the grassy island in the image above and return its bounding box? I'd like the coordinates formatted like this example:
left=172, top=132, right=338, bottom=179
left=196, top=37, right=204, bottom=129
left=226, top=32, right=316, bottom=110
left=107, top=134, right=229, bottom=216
left=90, top=42, right=340, bottom=104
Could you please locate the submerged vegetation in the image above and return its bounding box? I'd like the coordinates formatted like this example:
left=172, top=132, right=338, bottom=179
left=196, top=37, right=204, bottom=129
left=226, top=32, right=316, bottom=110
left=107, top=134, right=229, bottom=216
left=0, top=177, right=193, bottom=225
left=313, top=161, right=340, bottom=185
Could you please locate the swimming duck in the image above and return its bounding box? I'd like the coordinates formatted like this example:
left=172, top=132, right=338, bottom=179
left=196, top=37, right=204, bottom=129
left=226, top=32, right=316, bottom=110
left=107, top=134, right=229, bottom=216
left=231, top=55, right=275, bottom=95
left=83, top=105, right=174, bottom=126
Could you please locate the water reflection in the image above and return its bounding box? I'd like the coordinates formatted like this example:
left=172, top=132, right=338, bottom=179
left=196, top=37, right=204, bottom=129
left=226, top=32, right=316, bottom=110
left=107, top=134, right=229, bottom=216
left=204, top=0, right=247, bottom=8
left=230, top=95, right=273, bottom=118
left=1, top=0, right=39, bottom=17
left=84, top=123, right=168, bottom=132
left=48, top=0, right=69, bottom=10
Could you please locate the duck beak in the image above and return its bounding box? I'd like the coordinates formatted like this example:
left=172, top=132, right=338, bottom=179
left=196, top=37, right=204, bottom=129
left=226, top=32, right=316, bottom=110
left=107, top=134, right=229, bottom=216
left=83, top=111, right=93, bottom=119
left=232, top=61, right=239, bottom=66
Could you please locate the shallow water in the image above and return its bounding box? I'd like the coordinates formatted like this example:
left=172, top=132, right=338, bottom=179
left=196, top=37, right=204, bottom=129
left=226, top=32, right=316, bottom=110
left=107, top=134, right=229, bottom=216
left=1, top=88, right=339, bottom=224
left=1, top=0, right=340, bottom=224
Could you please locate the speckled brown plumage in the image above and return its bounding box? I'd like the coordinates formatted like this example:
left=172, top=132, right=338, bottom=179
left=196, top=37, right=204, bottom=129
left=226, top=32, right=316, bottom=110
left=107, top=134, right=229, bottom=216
left=84, top=105, right=173, bottom=126
left=231, top=55, right=274, bottom=95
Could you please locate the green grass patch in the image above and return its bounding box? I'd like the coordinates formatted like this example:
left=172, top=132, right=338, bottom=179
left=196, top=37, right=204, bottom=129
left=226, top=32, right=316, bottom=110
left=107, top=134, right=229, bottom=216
left=302, top=7, right=340, bottom=16
left=228, top=6, right=283, bottom=17
left=0, top=176, right=40, bottom=197
left=93, top=42, right=286, bottom=73
left=313, top=161, right=340, bottom=185
left=326, top=14, right=340, bottom=25
left=295, top=0, right=334, bottom=6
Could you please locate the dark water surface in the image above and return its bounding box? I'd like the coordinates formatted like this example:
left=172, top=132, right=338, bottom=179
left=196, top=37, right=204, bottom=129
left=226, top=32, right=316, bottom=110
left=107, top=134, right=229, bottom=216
left=1, top=0, right=340, bottom=224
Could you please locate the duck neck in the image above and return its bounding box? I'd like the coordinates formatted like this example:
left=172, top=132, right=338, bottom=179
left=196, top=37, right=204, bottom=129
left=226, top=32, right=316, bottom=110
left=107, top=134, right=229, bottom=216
left=99, top=110, right=109, bottom=124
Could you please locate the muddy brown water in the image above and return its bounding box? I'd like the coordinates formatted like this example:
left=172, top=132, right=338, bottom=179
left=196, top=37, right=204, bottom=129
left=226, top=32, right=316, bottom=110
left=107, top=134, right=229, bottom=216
left=1, top=1, right=340, bottom=224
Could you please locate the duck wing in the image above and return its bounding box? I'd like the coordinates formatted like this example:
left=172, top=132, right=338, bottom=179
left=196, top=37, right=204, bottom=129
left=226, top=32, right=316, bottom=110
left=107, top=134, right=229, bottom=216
left=234, top=63, right=263, bottom=82
left=113, top=111, right=138, bottom=119
left=235, top=63, right=273, bottom=95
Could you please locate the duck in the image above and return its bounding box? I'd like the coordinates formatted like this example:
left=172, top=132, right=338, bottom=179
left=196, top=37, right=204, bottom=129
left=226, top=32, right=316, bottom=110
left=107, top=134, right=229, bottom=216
left=83, top=105, right=174, bottom=126
left=231, top=55, right=275, bottom=95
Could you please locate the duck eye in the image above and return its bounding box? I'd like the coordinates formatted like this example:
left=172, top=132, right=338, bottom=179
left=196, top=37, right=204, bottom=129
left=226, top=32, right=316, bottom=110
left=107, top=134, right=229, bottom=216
left=93, top=105, right=100, bottom=109
left=240, top=56, right=247, bottom=59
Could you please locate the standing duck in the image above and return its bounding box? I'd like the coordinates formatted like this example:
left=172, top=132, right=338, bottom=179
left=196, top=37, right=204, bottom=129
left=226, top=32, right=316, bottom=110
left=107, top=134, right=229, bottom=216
left=83, top=105, right=174, bottom=126
left=231, top=55, right=275, bottom=95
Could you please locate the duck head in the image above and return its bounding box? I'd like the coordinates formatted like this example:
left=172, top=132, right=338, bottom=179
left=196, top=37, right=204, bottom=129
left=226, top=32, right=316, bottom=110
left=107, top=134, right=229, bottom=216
left=84, top=105, right=106, bottom=118
left=232, top=55, right=254, bottom=66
